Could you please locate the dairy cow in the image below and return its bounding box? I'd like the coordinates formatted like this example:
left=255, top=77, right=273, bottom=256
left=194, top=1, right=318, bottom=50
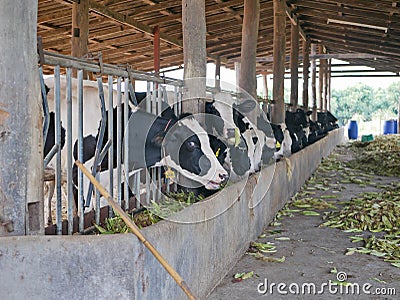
left=205, top=92, right=275, bottom=177
left=45, top=77, right=228, bottom=211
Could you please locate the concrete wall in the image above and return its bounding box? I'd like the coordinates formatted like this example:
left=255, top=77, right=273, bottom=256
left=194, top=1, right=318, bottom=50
left=0, top=128, right=344, bottom=300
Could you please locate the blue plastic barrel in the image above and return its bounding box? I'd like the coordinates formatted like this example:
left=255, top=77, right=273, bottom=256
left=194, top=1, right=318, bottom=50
left=348, top=120, right=358, bottom=140
left=383, top=120, right=395, bottom=135
left=394, top=120, right=398, bottom=134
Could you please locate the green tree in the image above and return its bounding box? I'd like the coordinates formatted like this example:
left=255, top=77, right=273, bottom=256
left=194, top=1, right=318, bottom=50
left=386, top=82, right=400, bottom=116
left=331, top=82, right=399, bottom=125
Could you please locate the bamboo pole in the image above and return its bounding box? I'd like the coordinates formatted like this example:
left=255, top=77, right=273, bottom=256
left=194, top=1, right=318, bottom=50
left=75, top=160, right=198, bottom=300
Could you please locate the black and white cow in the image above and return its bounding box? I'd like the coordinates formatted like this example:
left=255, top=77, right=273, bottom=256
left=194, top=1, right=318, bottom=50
left=271, top=123, right=292, bottom=159
left=285, top=109, right=309, bottom=152
left=205, top=92, right=275, bottom=177
left=45, top=77, right=228, bottom=211
left=317, top=111, right=339, bottom=134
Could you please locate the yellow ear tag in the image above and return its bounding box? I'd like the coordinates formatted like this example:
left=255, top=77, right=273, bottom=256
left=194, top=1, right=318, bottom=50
left=165, top=167, right=175, bottom=179
left=276, top=141, right=281, bottom=148
left=215, top=147, right=221, bottom=158
left=234, top=127, right=241, bottom=147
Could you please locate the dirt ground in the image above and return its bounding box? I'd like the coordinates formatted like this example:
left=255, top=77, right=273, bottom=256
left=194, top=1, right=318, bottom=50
left=208, top=145, right=400, bottom=300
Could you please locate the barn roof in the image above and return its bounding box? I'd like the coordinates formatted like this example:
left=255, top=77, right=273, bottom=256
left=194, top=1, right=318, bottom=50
left=38, top=0, right=400, bottom=75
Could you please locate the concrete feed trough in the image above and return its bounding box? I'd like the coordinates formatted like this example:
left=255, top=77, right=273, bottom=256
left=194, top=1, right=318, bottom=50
left=0, top=128, right=344, bottom=299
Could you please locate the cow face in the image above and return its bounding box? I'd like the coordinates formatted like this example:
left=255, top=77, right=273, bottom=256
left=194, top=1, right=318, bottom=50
left=286, top=109, right=308, bottom=130
left=205, top=101, right=226, bottom=138
left=158, top=116, right=229, bottom=190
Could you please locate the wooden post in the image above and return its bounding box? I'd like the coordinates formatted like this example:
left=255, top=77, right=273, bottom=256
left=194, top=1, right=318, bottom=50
left=235, top=62, right=241, bottom=91
left=318, top=59, right=323, bottom=111
left=262, top=73, right=269, bottom=99
left=72, top=0, right=89, bottom=77
left=239, top=0, right=260, bottom=102
left=318, top=45, right=325, bottom=113
left=328, top=59, right=332, bottom=111
left=154, top=25, right=160, bottom=74
left=311, top=43, right=317, bottom=121
left=323, top=58, right=329, bottom=112
left=302, top=39, right=310, bottom=110
left=0, top=1, right=43, bottom=236
left=272, top=0, right=286, bottom=124
left=182, top=0, right=207, bottom=115
left=262, top=73, right=269, bottom=114
left=290, top=22, right=299, bottom=111
left=215, top=56, right=221, bottom=91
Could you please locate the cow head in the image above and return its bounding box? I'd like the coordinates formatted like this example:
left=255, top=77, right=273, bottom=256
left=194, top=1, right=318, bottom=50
left=154, top=114, right=229, bottom=190
left=205, top=93, right=255, bottom=145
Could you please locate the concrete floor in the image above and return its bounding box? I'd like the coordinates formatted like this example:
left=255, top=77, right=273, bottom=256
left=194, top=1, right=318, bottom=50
left=208, top=145, right=400, bottom=300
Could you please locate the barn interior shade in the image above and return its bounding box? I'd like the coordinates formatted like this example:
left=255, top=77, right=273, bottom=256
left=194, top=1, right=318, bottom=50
left=326, top=18, right=388, bottom=32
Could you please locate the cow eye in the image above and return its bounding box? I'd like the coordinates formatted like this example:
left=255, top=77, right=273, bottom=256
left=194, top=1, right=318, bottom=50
left=187, top=141, right=197, bottom=151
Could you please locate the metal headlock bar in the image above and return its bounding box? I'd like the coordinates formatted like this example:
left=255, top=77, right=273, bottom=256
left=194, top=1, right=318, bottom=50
left=41, top=51, right=184, bottom=235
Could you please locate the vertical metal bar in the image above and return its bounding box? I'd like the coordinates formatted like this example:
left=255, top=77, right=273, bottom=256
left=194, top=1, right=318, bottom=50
left=39, top=67, right=50, bottom=142
left=145, top=81, right=152, bottom=205
left=66, top=68, right=73, bottom=235
left=54, top=66, right=62, bottom=235
left=150, top=84, right=157, bottom=202
left=145, top=170, right=151, bottom=206
left=157, top=167, right=162, bottom=201
left=146, top=81, right=151, bottom=113
left=151, top=84, right=157, bottom=115
left=157, top=84, right=162, bottom=116
left=78, top=70, right=85, bottom=233
left=95, top=172, right=100, bottom=225
left=135, top=172, right=141, bottom=208
left=174, top=86, right=178, bottom=116
left=156, top=86, right=162, bottom=201
left=85, top=78, right=107, bottom=206
left=124, top=77, right=130, bottom=211
left=116, top=77, right=122, bottom=207
left=127, top=81, right=141, bottom=209
left=108, top=75, right=114, bottom=218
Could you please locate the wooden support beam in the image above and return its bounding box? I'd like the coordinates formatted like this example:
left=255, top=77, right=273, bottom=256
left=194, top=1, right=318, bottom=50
left=262, top=73, right=269, bottom=114
left=153, top=25, right=160, bottom=73
left=239, top=0, right=260, bottom=103
left=254, top=53, right=387, bottom=62
left=318, top=46, right=325, bottom=112
left=302, top=39, right=310, bottom=110
left=182, top=0, right=207, bottom=115
left=326, top=59, right=331, bottom=111
left=88, top=0, right=182, bottom=48
left=311, top=43, right=317, bottom=121
left=235, top=62, right=241, bottom=92
left=88, top=0, right=226, bottom=64
left=285, top=4, right=306, bottom=41
left=215, top=56, right=221, bottom=91
left=72, top=0, right=89, bottom=77
left=262, top=73, right=269, bottom=100
left=290, top=22, right=299, bottom=111
left=0, top=1, right=43, bottom=236
left=272, top=0, right=286, bottom=124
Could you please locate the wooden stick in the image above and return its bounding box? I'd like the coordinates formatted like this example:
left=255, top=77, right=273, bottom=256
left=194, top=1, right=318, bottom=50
left=75, top=160, right=198, bottom=300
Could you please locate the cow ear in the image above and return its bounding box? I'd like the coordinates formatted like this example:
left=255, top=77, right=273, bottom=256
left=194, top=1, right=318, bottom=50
left=235, top=100, right=256, bottom=113
left=306, top=111, right=312, bottom=116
